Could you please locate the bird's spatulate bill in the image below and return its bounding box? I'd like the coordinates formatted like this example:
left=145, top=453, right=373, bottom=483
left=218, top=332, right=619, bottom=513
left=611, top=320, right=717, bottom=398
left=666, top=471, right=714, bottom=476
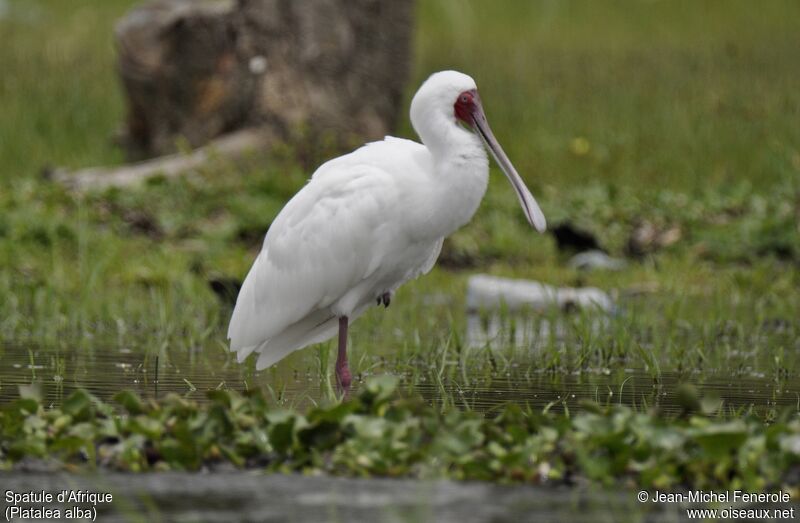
left=472, top=110, right=546, bottom=233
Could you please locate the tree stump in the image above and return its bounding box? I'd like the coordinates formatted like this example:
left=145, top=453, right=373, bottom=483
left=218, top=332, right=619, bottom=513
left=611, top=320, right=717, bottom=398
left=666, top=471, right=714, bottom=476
left=116, top=0, right=414, bottom=160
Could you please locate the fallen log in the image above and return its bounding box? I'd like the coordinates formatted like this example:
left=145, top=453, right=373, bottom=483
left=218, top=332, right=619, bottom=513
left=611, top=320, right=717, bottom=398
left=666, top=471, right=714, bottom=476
left=49, top=127, right=272, bottom=192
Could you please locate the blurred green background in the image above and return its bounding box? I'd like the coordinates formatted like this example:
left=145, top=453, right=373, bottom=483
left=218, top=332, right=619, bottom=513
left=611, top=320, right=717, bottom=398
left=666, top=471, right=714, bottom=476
left=3, top=0, right=800, bottom=189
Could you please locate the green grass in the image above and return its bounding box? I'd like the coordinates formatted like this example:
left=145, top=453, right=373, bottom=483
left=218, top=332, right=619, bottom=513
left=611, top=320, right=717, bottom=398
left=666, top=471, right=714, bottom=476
left=412, top=0, right=800, bottom=191
left=0, top=0, right=131, bottom=175
left=0, top=0, right=798, bottom=415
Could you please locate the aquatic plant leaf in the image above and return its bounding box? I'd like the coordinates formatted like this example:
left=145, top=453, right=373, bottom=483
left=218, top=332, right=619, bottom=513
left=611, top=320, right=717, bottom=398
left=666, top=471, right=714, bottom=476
left=307, top=401, right=359, bottom=424
left=9, top=398, right=40, bottom=416
left=128, top=416, right=164, bottom=440
left=267, top=412, right=307, bottom=454
left=362, top=375, right=400, bottom=408
left=17, top=383, right=43, bottom=402
left=779, top=435, right=800, bottom=456
left=206, top=389, right=233, bottom=408
left=1, top=385, right=798, bottom=489
left=62, top=390, right=94, bottom=421
left=690, top=420, right=748, bottom=457
left=113, top=390, right=145, bottom=415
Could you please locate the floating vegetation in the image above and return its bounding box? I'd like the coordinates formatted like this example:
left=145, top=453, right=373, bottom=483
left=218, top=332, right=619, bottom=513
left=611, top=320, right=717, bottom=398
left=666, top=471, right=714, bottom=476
left=1, top=377, right=798, bottom=493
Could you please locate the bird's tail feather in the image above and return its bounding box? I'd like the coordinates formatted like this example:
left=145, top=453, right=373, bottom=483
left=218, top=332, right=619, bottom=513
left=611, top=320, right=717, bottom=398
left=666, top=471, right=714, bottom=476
left=254, top=311, right=339, bottom=369
left=235, top=302, right=374, bottom=370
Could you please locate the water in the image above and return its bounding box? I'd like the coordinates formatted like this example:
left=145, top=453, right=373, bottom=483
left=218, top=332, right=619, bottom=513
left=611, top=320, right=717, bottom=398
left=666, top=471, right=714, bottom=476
left=1, top=290, right=796, bottom=413
left=0, top=339, right=256, bottom=407
left=0, top=471, right=721, bottom=523
left=1, top=323, right=796, bottom=416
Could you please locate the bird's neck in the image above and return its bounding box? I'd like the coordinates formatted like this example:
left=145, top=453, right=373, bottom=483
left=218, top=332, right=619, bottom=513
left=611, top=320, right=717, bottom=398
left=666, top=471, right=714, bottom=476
left=424, top=125, right=490, bottom=238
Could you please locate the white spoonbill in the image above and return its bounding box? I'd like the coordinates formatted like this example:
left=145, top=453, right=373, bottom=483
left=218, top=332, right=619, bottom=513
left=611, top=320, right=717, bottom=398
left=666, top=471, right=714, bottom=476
left=228, top=70, right=546, bottom=390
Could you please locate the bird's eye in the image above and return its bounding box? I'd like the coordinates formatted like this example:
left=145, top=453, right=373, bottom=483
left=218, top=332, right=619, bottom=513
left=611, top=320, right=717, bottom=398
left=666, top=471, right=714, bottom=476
left=460, top=95, right=469, bottom=103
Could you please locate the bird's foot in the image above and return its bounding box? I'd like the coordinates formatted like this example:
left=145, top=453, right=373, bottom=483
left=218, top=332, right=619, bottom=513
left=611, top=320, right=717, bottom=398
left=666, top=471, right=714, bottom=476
left=379, top=291, right=391, bottom=308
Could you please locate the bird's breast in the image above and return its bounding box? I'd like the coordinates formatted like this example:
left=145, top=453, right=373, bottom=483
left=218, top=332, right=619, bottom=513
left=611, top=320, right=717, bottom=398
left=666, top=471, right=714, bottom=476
left=415, top=153, right=489, bottom=240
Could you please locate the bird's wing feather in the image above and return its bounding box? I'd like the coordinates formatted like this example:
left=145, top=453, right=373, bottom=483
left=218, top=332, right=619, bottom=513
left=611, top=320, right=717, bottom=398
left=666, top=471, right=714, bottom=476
left=418, top=238, right=444, bottom=276
left=227, top=162, right=400, bottom=358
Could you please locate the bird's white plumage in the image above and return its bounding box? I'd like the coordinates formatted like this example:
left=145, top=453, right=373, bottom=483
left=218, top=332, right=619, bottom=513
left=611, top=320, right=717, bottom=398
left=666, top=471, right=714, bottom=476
left=228, top=71, right=543, bottom=369
left=228, top=137, right=445, bottom=368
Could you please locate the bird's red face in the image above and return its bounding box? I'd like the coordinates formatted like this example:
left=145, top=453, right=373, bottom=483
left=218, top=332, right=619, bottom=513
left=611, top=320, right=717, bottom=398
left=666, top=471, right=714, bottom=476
left=454, top=89, right=479, bottom=126
left=451, top=87, right=547, bottom=233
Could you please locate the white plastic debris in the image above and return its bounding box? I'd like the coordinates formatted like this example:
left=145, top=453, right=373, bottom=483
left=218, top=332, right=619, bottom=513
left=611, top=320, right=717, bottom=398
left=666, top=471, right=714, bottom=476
left=567, top=249, right=627, bottom=271
left=466, top=274, right=614, bottom=313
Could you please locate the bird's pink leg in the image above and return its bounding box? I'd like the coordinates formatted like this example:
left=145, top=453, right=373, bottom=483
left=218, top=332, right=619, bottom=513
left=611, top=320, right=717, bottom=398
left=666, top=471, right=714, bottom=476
left=335, top=316, right=352, bottom=392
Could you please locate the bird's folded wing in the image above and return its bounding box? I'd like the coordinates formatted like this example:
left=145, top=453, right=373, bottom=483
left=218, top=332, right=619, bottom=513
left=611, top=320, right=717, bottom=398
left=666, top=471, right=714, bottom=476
left=227, top=165, right=398, bottom=353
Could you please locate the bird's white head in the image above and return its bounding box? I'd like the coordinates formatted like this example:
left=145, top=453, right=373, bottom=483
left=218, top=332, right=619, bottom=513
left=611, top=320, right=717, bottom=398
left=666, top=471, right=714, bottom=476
left=410, top=71, right=477, bottom=152
left=409, top=71, right=546, bottom=233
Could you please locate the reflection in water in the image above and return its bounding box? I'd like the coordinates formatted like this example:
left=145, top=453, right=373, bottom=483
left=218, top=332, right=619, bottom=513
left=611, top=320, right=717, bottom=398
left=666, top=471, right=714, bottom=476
left=1, top=471, right=690, bottom=522
left=465, top=311, right=609, bottom=351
